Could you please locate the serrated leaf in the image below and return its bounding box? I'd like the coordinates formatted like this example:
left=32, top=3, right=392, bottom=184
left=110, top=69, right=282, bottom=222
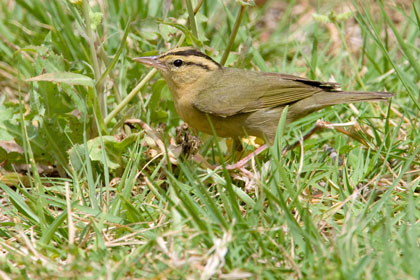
left=27, top=72, right=94, bottom=87
left=14, top=45, right=49, bottom=56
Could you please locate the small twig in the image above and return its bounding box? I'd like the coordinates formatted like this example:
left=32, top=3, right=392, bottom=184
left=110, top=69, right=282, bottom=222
left=193, top=0, right=204, bottom=15
left=65, top=182, right=75, bottom=247
left=124, top=119, right=177, bottom=165
left=65, top=182, right=75, bottom=264
left=283, top=120, right=370, bottom=155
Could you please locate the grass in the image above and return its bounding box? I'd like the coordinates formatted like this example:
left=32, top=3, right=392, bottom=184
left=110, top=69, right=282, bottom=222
left=1, top=0, right=420, bottom=279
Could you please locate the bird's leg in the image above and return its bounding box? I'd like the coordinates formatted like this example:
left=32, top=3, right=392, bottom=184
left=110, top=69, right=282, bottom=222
left=233, top=137, right=244, bottom=152
left=225, top=120, right=364, bottom=170
left=230, top=136, right=245, bottom=162
left=225, top=144, right=268, bottom=170
left=225, top=124, right=319, bottom=170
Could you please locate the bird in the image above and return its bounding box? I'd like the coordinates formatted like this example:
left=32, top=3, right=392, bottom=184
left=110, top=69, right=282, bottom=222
left=134, top=47, right=392, bottom=166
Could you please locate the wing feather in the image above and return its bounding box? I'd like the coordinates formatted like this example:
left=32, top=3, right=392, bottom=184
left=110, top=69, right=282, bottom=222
left=193, top=68, right=338, bottom=117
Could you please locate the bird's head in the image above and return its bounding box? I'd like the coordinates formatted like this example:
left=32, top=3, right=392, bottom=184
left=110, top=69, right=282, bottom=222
left=134, top=47, right=222, bottom=91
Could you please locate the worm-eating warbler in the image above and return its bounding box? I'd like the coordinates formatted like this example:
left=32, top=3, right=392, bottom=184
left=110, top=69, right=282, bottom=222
left=134, top=47, right=392, bottom=143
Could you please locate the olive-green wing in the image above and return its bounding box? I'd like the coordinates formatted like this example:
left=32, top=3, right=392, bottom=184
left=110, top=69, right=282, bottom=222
left=192, top=68, right=340, bottom=117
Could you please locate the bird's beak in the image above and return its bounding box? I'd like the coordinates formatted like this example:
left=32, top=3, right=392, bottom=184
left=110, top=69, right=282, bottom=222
left=133, top=56, right=166, bottom=71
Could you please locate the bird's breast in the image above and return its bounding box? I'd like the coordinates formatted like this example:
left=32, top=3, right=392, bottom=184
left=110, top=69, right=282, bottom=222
left=174, top=95, right=209, bottom=132
left=173, top=95, right=254, bottom=138
left=170, top=85, right=260, bottom=139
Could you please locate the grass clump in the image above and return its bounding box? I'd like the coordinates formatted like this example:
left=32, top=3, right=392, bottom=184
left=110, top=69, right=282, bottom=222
left=1, top=0, right=419, bottom=279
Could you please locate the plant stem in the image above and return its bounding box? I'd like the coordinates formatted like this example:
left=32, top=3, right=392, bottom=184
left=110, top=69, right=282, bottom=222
left=185, top=0, right=198, bottom=39
left=220, top=4, right=246, bottom=66
left=104, top=68, right=157, bottom=125
left=98, top=48, right=122, bottom=103
left=82, top=0, right=104, bottom=114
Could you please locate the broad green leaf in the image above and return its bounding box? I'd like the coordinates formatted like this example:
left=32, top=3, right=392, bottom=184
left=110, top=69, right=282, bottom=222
left=0, top=104, right=15, bottom=141
left=27, top=72, right=94, bottom=87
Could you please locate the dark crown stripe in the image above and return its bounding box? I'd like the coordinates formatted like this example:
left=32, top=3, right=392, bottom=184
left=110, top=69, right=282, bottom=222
left=160, top=49, right=221, bottom=68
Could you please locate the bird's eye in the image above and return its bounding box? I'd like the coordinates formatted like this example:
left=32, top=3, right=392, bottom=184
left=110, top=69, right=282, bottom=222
left=173, top=59, right=183, bottom=67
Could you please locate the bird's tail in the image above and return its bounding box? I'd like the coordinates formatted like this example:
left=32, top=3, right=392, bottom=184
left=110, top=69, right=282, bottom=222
left=325, top=91, right=393, bottom=104
left=289, top=90, right=393, bottom=120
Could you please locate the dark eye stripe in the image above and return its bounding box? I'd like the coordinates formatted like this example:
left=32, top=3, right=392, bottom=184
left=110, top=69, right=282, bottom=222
left=184, top=62, right=210, bottom=70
